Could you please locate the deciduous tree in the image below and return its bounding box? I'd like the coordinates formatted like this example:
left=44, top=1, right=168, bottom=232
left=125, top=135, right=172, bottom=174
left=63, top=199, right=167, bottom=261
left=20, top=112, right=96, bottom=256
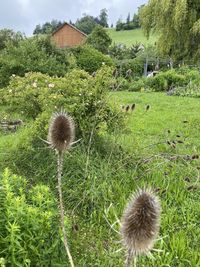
left=139, top=0, right=200, bottom=60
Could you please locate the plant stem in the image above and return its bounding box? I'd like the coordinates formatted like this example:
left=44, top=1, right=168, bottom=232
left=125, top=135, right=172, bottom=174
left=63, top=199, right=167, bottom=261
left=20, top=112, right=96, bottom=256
left=57, top=151, right=75, bottom=267
left=134, top=257, right=137, bottom=267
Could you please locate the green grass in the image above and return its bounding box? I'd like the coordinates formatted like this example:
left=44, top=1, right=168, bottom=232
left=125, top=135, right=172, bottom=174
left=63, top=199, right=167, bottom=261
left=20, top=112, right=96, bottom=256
left=0, top=92, right=200, bottom=266
left=107, top=28, right=157, bottom=46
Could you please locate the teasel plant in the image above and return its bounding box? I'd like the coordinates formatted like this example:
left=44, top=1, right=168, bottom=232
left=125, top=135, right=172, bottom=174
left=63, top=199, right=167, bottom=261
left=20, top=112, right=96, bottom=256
left=120, top=188, right=161, bottom=267
left=47, top=110, right=76, bottom=267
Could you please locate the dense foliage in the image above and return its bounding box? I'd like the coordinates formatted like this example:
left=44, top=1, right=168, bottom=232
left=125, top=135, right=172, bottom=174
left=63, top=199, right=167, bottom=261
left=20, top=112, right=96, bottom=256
left=139, top=0, right=200, bottom=60
left=0, top=29, right=23, bottom=50
left=1, top=66, right=121, bottom=137
left=109, top=43, right=143, bottom=60
left=75, top=15, right=98, bottom=35
left=75, top=9, right=109, bottom=34
left=0, top=169, right=68, bottom=266
left=129, top=67, right=200, bottom=96
left=72, top=45, right=114, bottom=74
left=116, top=12, right=140, bottom=31
left=33, top=19, right=64, bottom=34
left=0, top=36, right=70, bottom=88
left=87, top=25, right=112, bottom=54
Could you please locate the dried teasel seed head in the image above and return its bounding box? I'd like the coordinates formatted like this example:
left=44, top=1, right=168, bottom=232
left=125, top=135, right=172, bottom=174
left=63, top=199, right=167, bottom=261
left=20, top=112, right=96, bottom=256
left=48, top=111, right=75, bottom=152
left=121, top=188, right=161, bottom=257
left=131, top=103, right=135, bottom=110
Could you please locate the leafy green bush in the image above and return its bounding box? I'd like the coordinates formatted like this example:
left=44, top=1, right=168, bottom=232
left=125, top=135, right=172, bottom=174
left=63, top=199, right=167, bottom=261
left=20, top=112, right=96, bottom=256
left=108, top=43, right=130, bottom=60
left=0, top=169, right=68, bottom=266
left=0, top=36, right=70, bottom=88
left=160, top=69, right=185, bottom=89
left=129, top=77, right=147, bottom=91
left=71, top=45, right=114, bottom=73
left=116, top=58, right=144, bottom=77
left=173, top=85, right=200, bottom=97
left=146, top=75, right=168, bottom=91
left=128, top=68, right=200, bottom=92
left=1, top=66, right=122, bottom=138
left=114, top=77, right=130, bottom=91
left=109, top=43, right=143, bottom=60
left=87, top=25, right=112, bottom=54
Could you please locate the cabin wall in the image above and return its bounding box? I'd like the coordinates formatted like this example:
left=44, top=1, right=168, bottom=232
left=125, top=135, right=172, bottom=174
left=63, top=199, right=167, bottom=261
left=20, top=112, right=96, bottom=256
left=52, top=24, right=86, bottom=48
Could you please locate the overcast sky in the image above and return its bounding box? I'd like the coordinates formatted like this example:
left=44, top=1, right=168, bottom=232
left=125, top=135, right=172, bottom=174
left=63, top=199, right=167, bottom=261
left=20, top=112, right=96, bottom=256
left=0, top=0, right=147, bottom=35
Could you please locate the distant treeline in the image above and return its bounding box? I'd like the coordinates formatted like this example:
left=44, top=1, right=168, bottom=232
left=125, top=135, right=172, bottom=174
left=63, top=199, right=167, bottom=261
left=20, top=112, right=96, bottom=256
left=116, top=13, right=140, bottom=31
left=33, top=6, right=144, bottom=35
left=33, top=9, right=109, bottom=35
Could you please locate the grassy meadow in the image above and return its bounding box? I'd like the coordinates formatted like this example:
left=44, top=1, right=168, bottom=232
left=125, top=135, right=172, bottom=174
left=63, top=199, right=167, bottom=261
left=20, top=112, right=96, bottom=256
left=106, top=28, right=157, bottom=46
left=0, top=91, right=199, bottom=266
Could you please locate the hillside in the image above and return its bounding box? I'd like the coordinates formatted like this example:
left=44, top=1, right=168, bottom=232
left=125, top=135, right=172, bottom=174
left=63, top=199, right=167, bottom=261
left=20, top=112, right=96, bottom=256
left=107, top=28, right=157, bottom=46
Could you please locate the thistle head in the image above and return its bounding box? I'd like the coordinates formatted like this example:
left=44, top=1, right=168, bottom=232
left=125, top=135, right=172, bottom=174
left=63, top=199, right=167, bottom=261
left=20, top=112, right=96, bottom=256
left=121, top=188, right=161, bottom=257
left=48, top=111, right=75, bottom=152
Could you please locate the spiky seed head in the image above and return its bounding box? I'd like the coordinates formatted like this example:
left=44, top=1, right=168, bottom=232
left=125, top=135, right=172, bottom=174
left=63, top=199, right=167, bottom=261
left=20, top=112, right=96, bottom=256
left=146, top=104, right=150, bottom=111
left=131, top=103, right=135, bottom=110
left=48, top=111, right=75, bottom=152
left=121, top=188, right=161, bottom=257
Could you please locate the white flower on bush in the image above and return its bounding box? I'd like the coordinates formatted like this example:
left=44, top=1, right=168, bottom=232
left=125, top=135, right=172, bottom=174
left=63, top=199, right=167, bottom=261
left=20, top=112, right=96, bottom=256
left=32, top=82, right=37, bottom=88
left=12, top=74, right=16, bottom=77
left=9, top=89, right=12, bottom=93
left=48, top=83, right=55, bottom=88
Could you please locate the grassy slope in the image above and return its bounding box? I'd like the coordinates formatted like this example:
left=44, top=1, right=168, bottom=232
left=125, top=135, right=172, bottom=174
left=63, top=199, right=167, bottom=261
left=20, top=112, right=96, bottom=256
left=0, top=92, right=200, bottom=266
left=107, top=28, right=157, bottom=46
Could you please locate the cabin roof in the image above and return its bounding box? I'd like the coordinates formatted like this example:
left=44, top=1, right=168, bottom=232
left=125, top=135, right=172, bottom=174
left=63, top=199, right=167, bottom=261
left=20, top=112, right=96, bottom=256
left=52, top=22, right=87, bottom=37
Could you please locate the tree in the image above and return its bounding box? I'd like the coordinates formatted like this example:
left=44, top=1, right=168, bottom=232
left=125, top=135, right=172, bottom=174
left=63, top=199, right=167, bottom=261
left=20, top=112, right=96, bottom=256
left=75, top=15, right=97, bottom=34
left=33, top=20, right=63, bottom=35
left=116, top=18, right=123, bottom=31
left=139, top=0, right=200, bottom=61
left=127, top=13, right=130, bottom=25
left=99, top=9, right=109, bottom=28
left=132, top=13, right=140, bottom=28
left=0, top=29, right=23, bottom=50
left=87, top=25, right=112, bottom=54
left=33, top=24, right=42, bottom=35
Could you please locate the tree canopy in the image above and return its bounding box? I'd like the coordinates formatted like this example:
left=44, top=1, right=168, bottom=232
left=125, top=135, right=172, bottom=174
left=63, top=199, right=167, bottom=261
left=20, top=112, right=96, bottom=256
left=139, top=0, right=200, bottom=61
left=75, top=15, right=98, bottom=35
left=87, top=25, right=112, bottom=53
left=99, top=9, right=109, bottom=28
left=33, top=20, right=63, bottom=34
left=0, top=29, right=23, bottom=50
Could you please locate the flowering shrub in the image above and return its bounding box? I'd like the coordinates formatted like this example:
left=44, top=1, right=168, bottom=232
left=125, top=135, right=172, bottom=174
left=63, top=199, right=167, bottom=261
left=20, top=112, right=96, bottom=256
left=1, top=66, right=122, bottom=138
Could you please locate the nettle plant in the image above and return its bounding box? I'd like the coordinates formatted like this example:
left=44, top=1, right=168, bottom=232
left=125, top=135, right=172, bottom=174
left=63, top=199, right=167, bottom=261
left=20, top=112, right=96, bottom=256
left=0, top=169, right=68, bottom=266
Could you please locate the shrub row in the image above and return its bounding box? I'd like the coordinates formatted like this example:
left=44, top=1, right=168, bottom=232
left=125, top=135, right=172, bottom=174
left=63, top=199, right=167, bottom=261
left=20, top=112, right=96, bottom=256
left=1, top=66, right=122, bottom=139
left=129, top=68, right=200, bottom=93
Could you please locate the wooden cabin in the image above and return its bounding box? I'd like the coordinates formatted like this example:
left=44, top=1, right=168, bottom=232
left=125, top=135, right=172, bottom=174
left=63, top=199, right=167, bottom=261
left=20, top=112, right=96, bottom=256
left=52, top=22, right=87, bottom=48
